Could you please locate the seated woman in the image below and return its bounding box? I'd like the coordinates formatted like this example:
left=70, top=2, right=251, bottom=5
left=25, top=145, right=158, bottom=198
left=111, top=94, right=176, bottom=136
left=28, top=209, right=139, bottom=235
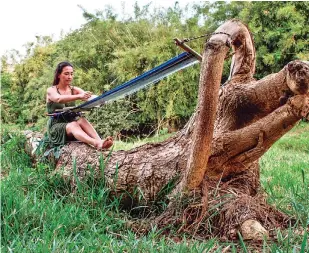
left=46, top=61, right=113, bottom=150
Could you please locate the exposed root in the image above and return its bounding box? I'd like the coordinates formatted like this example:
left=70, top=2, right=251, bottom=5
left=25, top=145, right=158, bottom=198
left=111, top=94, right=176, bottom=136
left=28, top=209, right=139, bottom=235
left=218, top=194, right=292, bottom=240
left=153, top=168, right=293, bottom=240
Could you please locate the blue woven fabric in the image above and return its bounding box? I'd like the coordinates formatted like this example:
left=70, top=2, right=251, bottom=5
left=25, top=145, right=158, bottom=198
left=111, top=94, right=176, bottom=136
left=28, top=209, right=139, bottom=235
left=74, top=52, right=199, bottom=110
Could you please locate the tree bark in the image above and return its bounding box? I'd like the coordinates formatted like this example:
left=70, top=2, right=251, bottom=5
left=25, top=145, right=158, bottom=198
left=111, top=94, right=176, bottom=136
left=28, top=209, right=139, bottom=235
left=26, top=19, right=309, bottom=238
left=50, top=19, right=308, bottom=199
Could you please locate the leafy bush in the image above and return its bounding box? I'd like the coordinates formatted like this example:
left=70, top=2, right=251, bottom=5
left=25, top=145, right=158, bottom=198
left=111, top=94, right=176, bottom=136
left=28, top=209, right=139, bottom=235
left=1, top=127, right=32, bottom=174
left=2, top=2, right=308, bottom=134
left=88, top=100, right=140, bottom=138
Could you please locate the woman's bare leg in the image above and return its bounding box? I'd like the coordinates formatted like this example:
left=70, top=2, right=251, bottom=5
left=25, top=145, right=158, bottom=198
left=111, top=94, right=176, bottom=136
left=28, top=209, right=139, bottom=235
left=66, top=121, right=113, bottom=150
left=77, top=117, right=101, bottom=140
left=77, top=117, right=114, bottom=149
left=66, top=121, right=98, bottom=147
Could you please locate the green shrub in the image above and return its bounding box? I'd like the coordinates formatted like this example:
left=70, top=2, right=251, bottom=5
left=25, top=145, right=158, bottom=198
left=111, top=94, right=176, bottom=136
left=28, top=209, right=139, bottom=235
left=1, top=127, right=32, bottom=174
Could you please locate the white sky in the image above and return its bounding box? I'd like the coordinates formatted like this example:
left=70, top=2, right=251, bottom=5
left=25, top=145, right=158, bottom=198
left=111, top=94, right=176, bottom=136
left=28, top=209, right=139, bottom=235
left=0, top=0, right=201, bottom=57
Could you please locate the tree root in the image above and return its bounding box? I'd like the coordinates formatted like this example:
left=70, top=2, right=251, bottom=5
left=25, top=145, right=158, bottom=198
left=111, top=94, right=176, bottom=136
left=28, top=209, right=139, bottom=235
left=153, top=169, right=293, bottom=240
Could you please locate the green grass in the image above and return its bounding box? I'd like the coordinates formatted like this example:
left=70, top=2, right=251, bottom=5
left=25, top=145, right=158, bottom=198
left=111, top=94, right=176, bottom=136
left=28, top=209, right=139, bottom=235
left=113, top=132, right=175, bottom=151
left=1, top=122, right=309, bottom=252
left=260, top=122, right=309, bottom=228
left=0, top=165, right=223, bottom=252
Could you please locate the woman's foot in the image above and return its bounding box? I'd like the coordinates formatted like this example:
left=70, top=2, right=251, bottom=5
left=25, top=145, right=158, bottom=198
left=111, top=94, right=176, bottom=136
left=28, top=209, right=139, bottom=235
left=95, top=137, right=113, bottom=150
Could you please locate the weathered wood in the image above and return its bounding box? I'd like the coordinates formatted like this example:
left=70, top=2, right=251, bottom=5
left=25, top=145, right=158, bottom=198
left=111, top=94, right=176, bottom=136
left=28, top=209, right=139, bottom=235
left=25, top=19, right=309, bottom=238
left=26, top=20, right=309, bottom=202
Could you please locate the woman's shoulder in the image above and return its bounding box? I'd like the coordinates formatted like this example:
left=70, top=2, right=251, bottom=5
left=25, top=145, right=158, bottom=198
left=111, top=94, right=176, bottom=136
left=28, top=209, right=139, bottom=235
left=47, top=86, right=56, bottom=92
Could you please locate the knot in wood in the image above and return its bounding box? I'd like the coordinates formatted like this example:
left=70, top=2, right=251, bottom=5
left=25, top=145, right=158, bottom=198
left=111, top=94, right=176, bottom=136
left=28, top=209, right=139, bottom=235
left=286, top=61, right=309, bottom=95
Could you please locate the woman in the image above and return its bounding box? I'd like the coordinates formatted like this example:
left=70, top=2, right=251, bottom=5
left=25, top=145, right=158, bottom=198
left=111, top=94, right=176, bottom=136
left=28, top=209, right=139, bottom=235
left=46, top=61, right=113, bottom=150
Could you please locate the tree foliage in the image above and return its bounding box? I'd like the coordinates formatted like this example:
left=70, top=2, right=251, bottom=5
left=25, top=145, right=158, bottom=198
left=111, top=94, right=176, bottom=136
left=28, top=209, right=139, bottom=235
left=1, top=1, right=308, bottom=136
left=197, top=1, right=309, bottom=78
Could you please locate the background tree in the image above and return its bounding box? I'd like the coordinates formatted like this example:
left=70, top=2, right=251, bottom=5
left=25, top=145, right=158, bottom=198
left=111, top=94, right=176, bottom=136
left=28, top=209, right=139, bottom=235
left=1, top=1, right=308, bottom=135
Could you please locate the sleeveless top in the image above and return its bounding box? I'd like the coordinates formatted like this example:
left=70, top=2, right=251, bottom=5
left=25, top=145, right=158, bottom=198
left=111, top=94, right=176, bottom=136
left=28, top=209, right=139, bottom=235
left=46, top=86, right=77, bottom=146
left=46, top=86, right=76, bottom=114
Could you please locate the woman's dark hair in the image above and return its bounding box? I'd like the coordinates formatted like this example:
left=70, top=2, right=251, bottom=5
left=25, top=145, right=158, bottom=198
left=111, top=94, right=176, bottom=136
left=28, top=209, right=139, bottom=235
left=52, top=61, right=73, bottom=86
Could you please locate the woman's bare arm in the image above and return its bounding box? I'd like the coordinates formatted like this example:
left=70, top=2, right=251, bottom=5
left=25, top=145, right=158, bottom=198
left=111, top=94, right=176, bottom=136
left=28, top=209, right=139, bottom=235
left=46, top=86, right=91, bottom=103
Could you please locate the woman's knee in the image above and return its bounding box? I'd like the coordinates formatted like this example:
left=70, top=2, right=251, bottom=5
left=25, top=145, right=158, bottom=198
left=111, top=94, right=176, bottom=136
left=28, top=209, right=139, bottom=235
left=77, top=117, right=91, bottom=127
left=66, top=121, right=80, bottom=133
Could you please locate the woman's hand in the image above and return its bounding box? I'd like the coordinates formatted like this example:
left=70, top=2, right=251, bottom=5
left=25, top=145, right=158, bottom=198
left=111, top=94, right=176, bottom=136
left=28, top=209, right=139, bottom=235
left=79, top=91, right=93, bottom=101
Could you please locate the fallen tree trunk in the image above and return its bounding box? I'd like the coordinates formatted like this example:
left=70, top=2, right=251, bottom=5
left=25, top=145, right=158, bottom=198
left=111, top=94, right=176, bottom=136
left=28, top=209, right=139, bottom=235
left=25, top=19, right=309, bottom=239
left=51, top=19, right=308, bottom=199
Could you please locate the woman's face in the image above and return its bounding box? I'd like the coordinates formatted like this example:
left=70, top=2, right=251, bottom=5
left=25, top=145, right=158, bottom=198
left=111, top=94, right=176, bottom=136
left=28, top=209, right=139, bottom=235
left=58, top=66, right=74, bottom=85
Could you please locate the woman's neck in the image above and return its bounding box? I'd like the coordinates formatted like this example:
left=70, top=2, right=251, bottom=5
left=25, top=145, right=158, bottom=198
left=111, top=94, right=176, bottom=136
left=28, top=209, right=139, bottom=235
left=57, top=82, right=69, bottom=90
